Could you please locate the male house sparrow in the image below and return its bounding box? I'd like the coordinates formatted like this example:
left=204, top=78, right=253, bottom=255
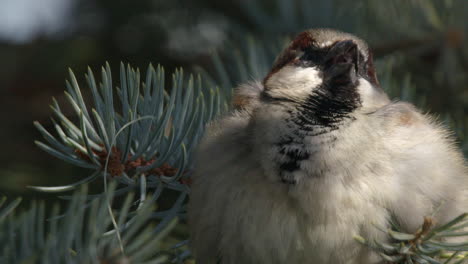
left=188, top=29, right=468, bottom=264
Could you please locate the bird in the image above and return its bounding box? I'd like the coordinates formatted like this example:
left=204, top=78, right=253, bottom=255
left=188, top=28, right=468, bottom=264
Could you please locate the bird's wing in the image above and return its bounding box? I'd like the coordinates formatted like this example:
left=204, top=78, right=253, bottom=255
left=188, top=110, right=253, bottom=263
left=375, top=101, right=468, bottom=233
left=232, top=81, right=264, bottom=110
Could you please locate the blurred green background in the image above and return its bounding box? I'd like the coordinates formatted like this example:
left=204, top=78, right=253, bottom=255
left=0, top=0, right=467, bottom=197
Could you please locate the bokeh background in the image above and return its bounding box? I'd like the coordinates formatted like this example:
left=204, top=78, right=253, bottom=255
left=0, top=0, right=467, bottom=198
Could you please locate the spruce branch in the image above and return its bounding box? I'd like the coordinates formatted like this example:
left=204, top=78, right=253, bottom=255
left=0, top=196, right=22, bottom=220
left=30, top=62, right=226, bottom=262
left=0, top=184, right=182, bottom=264
left=32, top=62, right=224, bottom=198
left=356, top=215, right=468, bottom=264
left=33, top=62, right=222, bottom=187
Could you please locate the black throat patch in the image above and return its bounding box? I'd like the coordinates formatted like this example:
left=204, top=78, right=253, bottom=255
left=275, top=80, right=361, bottom=185
left=294, top=79, right=361, bottom=131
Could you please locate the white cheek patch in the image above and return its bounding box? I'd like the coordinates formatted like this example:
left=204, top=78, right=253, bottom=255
left=266, top=66, right=323, bottom=100
left=357, top=78, right=386, bottom=109
left=357, top=78, right=373, bottom=100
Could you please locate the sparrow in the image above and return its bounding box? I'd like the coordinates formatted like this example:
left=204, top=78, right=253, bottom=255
left=188, top=28, right=468, bottom=264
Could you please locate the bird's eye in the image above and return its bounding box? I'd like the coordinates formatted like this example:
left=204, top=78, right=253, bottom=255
left=300, top=48, right=327, bottom=64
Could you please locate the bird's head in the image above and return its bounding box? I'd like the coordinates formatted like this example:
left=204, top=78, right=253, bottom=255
left=262, top=29, right=388, bottom=126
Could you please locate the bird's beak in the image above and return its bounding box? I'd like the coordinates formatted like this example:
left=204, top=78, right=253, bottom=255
left=324, top=40, right=359, bottom=82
